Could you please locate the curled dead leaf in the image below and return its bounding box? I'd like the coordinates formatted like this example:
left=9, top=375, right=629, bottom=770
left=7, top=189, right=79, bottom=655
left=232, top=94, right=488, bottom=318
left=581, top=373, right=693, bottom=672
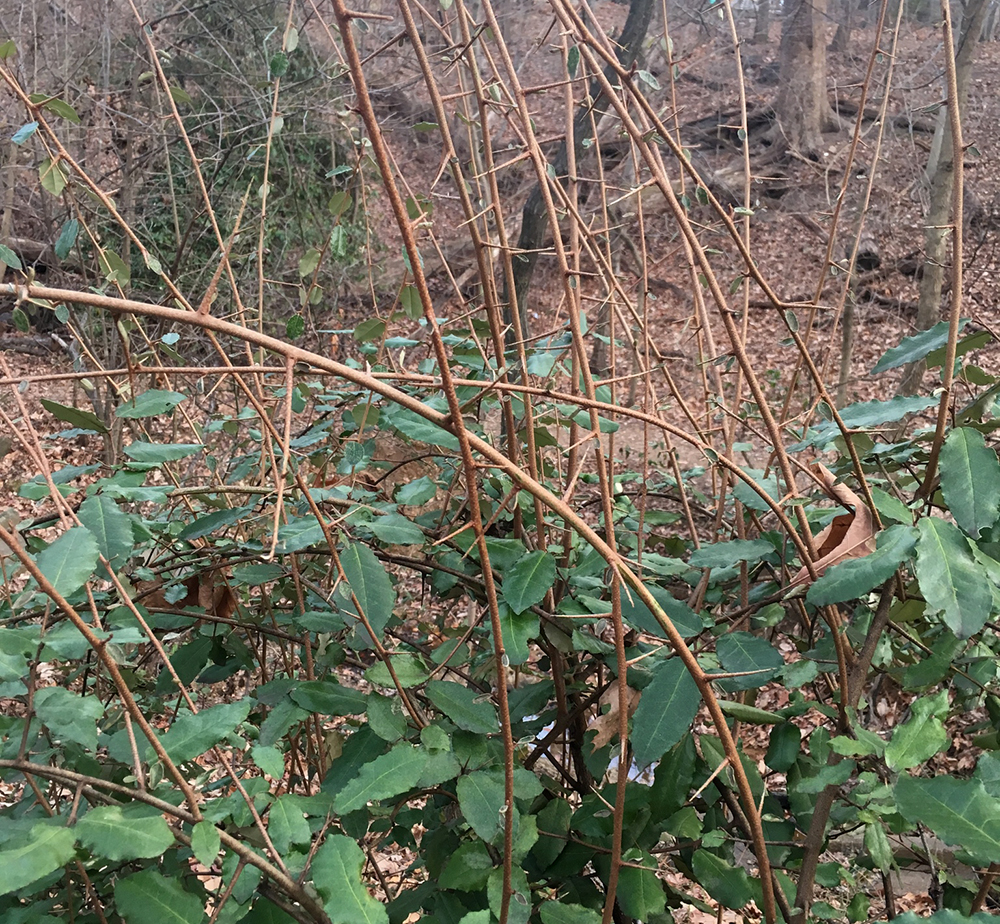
left=791, top=462, right=876, bottom=585
left=587, top=685, right=641, bottom=751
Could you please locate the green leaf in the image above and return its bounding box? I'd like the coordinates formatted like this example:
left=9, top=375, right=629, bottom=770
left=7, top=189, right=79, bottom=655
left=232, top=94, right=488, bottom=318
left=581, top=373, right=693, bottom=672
left=276, top=517, right=325, bottom=552
left=99, top=249, right=130, bottom=286
left=115, top=389, right=188, bottom=419
left=334, top=744, right=427, bottom=814
left=439, top=840, right=494, bottom=890
left=168, top=85, right=193, bottom=105
left=766, top=723, right=802, bottom=772
left=871, top=320, right=964, bottom=374
left=807, top=525, right=918, bottom=606
left=620, top=583, right=703, bottom=638
left=286, top=314, right=305, bottom=339
left=0, top=40, right=16, bottom=59
left=498, top=608, right=536, bottom=666
left=865, top=821, right=893, bottom=873
left=502, top=550, right=555, bottom=614
left=689, top=539, right=774, bottom=569
left=838, top=395, right=939, bottom=429
left=631, top=658, right=701, bottom=768
left=884, top=690, right=950, bottom=771
left=0, top=823, right=77, bottom=896
left=488, top=866, right=531, bottom=924
left=0, top=243, right=21, bottom=270
left=354, top=318, right=385, bottom=342
left=539, top=902, right=601, bottom=924
left=940, top=428, right=1000, bottom=538
left=36, top=527, right=99, bottom=596
left=915, top=517, right=992, bottom=638
left=78, top=493, right=135, bottom=571
left=386, top=406, right=460, bottom=450
left=718, top=701, right=785, bottom=724
left=54, top=218, right=79, bottom=259
left=692, top=849, right=753, bottom=909
left=396, top=476, right=436, bottom=506
left=251, top=745, right=285, bottom=778
left=456, top=769, right=507, bottom=843
left=312, top=835, right=389, bottom=924
left=156, top=700, right=252, bottom=763
left=290, top=680, right=367, bottom=715
left=895, top=774, right=1000, bottom=863
left=190, top=820, right=221, bottom=866
left=124, top=442, right=204, bottom=463
left=365, top=653, right=429, bottom=689
left=616, top=848, right=666, bottom=919
left=268, top=794, right=311, bottom=854
left=29, top=94, right=81, bottom=123
left=269, top=51, right=289, bottom=77
left=40, top=397, right=108, bottom=433
left=566, top=45, right=580, bottom=78
left=76, top=804, right=174, bottom=860
left=115, top=869, right=205, bottom=924
left=39, top=157, right=67, bottom=196
left=716, top=631, right=783, bottom=690
left=329, top=191, right=353, bottom=216
left=368, top=512, right=424, bottom=545
left=299, top=248, right=321, bottom=277
left=340, top=541, right=395, bottom=645
left=426, top=680, right=498, bottom=735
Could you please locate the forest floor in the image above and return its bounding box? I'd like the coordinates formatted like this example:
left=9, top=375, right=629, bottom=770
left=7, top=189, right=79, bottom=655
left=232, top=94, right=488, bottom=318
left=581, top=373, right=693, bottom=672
left=2, top=8, right=1000, bottom=921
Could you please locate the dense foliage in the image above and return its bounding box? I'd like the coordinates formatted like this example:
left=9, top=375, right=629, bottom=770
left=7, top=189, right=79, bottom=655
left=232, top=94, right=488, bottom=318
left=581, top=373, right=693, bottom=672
left=1, top=3, right=1000, bottom=924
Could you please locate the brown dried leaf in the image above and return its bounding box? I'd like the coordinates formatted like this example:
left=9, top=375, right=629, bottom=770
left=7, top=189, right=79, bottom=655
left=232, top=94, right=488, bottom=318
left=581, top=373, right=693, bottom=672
left=587, top=685, right=640, bottom=751
left=791, top=463, right=876, bottom=585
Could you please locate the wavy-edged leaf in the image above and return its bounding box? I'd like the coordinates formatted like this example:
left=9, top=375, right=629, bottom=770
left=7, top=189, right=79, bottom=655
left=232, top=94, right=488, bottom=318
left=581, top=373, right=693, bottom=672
left=290, top=680, right=367, bottom=715
left=312, top=835, right=389, bottom=924
left=689, top=539, right=774, bottom=569
left=334, top=743, right=427, bottom=814
left=895, top=774, right=1000, bottom=863
left=156, top=699, right=251, bottom=763
left=502, top=550, right=555, bottom=614
left=115, top=869, right=204, bottom=924
left=716, top=631, right=783, bottom=691
left=76, top=804, right=174, bottom=861
left=620, top=583, right=703, bottom=638
left=940, top=428, right=1000, bottom=538
left=692, top=849, right=753, bottom=909
left=456, top=769, right=506, bottom=843
left=115, top=389, right=188, bottom=419
left=36, top=526, right=99, bottom=597
left=340, top=541, right=395, bottom=644
left=78, top=493, right=135, bottom=572
left=0, top=823, right=76, bottom=896
left=885, top=690, right=950, bottom=771
left=631, top=658, right=701, bottom=768
left=124, top=441, right=203, bottom=463
left=34, top=685, right=103, bottom=750
left=426, top=680, right=498, bottom=734
left=915, top=517, right=992, bottom=638
left=498, top=607, right=536, bottom=665
left=268, top=794, right=311, bottom=854
left=871, top=320, right=964, bottom=374
left=807, top=525, right=918, bottom=606
left=539, top=902, right=601, bottom=924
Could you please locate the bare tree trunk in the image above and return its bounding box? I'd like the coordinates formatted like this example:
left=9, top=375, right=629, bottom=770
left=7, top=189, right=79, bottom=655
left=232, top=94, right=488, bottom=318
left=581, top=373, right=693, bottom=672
left=504, top=0, right=655, bottom=347
left=753, top=0, right=771, bottom=43
left=774, top=0, right=838, bottom=157
left=899, top=0, right=990, bottom=394
left=830, top=0, right=856, bottom=51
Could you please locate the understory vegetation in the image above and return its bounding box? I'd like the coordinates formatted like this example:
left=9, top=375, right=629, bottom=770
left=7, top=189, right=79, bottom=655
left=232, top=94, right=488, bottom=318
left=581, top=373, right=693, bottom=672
left=2, top=1, right=1000, bottom=923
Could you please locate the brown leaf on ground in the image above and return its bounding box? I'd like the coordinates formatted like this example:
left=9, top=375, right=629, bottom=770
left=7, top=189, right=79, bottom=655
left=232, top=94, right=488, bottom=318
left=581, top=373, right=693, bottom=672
left=791, top=463, right=876, bottom=585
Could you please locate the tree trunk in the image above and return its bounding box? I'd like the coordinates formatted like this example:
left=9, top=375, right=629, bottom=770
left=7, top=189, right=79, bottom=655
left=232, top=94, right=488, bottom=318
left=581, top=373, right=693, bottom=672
left=830, top=0, right=855, bottom=52
left=898, top=0, right=991, bottom=395
left=774, top=0, right=837, bottom=157
left=753, top=0, right=771, bottom=43
left=504, top=0, right=655, bottom=347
